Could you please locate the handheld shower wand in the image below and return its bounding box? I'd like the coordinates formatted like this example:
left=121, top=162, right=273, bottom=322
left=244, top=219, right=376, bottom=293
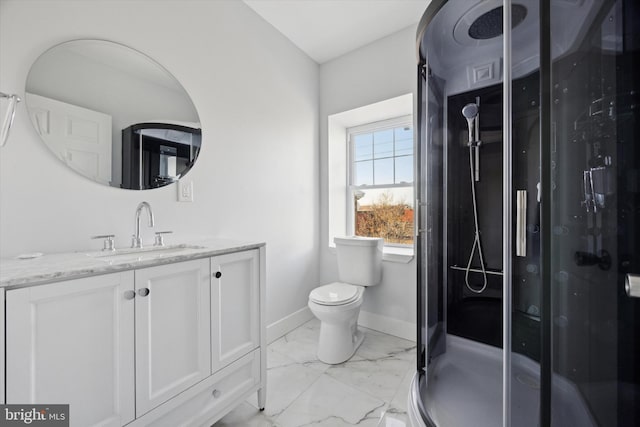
left=461, top=101, right=487, bottom=294
left=462, top=103, right=478, bottom=143
left=462, top=100, right=481, bottom=181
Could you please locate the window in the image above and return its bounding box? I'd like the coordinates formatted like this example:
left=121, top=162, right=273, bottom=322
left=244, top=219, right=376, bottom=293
left=347, top=116, right=414, bottom=246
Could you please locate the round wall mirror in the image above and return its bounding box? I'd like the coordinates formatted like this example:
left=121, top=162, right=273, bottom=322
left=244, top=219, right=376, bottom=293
left=25, top=39, right=201, bottom=190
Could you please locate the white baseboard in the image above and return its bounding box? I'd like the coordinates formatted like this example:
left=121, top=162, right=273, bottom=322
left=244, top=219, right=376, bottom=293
left=358, top=310, right=416, bottom=342
left=266, top=306, right=314, bottom=344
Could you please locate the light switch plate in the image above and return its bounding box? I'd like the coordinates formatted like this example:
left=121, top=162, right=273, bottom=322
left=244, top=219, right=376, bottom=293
left=178, top=181, right=194, bottom=202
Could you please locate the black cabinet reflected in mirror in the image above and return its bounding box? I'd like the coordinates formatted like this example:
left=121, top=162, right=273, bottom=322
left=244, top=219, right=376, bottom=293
left=122, top=123, right=201, bottom=190
left=24, top=39, right=201, bottom=190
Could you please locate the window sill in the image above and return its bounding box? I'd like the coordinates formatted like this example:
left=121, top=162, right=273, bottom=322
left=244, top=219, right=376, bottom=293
left=382, top=246, right=414, bottom=263
left=328, top=244, right=414, bottom=264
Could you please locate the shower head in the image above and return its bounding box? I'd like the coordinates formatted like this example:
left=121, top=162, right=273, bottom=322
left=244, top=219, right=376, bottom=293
left=462, top=103, right=479, bottom=120
left=462, top=103, right=479, bottom=143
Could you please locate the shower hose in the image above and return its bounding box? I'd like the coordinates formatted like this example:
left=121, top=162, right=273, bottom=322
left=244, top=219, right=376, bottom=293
left=465, top=144, right=488, bottom=293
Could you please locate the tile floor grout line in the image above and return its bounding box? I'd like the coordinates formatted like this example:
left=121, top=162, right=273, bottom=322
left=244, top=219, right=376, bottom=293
left=322, top=356, right=415, bottom=404
left=271, top=370, right=326, bottom=424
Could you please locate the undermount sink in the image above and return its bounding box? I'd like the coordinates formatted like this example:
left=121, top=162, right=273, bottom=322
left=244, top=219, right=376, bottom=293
left=87, top=244, right=205, bottom=261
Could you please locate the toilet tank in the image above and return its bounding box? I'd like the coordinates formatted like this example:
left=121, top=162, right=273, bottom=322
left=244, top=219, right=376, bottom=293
left=334, top=236, right=383, bottom=286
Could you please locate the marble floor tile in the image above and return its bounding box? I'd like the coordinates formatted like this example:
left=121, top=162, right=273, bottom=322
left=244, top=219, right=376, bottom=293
left=269, top=320, right=330, bottom=373
left=214, top=402, right=276, bottom=427
left=377, top=407, right=410, bottom=427
left=389, top=366, right=415, bottom=413
left=356, top=328, right=416, bottom=363
left=325, top=353, right=413, bottom=401
left=301, top=317, right=321, bottom=330
left=266, top=346, right=301, bottom=369
left=246, top=350, right=324, bottom=418
left=376, top=366, right=415, bottom=427
left=275, top=374, right=386, bottom=427
left=213, top=320, right=417, bottom=427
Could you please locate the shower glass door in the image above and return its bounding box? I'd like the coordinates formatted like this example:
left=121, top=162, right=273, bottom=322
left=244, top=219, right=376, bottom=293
left=415, top=0, right=639, bottom=426
left=549, top=0, right=640, bottom=425
left=416, top=1, right=535, bottom=426
left=509, top=1, right=543, bottom=425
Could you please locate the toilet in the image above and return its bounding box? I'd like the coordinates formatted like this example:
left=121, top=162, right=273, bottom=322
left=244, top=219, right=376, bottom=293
left=308, top=236, right=383, bottom=364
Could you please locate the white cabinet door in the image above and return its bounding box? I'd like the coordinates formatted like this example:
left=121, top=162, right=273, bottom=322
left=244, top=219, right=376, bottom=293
left=135, top=259, right=211, bottom=417
left=211, top=250, right=260, bottom=372
left=6, top=272, right=135, bottom=427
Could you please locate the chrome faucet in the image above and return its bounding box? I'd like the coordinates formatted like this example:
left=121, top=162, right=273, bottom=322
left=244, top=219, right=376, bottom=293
left=132, top=201, right=155, bottom=248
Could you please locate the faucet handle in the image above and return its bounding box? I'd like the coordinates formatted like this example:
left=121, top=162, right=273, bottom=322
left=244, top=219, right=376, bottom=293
left=131, top=235, right=142, bottom=249
left=154, top=231, right=173, bottom=247
left=91, top=234, right=116, bottom=252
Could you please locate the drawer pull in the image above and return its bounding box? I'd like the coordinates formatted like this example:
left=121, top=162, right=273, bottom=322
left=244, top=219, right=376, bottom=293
left=138, top=288, right=150, bottom=297
left=214, top=271, right=222, bottom=279
left=212, top=389, right=222, bottom=398
left=123, top=290, right=136, bottom=300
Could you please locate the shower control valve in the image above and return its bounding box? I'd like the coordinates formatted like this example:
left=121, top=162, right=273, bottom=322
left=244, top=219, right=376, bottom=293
left=467, top=139, right=482, bottom=148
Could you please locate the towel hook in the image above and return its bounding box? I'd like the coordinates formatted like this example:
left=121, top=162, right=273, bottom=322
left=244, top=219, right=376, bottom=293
left=1, top=92, right=21, bottom=148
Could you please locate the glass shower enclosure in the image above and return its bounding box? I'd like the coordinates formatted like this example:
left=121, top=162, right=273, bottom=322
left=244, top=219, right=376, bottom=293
left=410, top=1, right=639, bottom=426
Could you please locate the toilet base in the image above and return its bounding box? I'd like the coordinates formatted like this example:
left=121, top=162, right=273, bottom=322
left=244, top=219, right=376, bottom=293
left=308, top=286, right=366, bottom=365
left=317, top=323, right=365, bottom=364
left=353, top=328, right=365, bottom=353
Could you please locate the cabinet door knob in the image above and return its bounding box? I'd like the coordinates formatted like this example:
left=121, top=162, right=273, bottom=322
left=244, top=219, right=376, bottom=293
left=138, top=288, right=150, bottom=297
left=212, top=389, right=221, bottom=398
left=124, top=290, right=136, bottom=300
left=214, top=271, right=222, bottom=279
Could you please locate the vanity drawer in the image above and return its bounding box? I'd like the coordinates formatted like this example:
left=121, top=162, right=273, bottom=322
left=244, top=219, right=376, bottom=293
left=145, top=349, right=260, bottom=427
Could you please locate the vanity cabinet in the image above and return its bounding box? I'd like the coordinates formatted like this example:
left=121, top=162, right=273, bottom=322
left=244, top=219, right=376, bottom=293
left=6, top=272, right=136, bottom=427
left=134, top=259, right=211, bottom=417
left=211, top=250, right=260, bottom=372
left=4, top=246, right=266, bottom=427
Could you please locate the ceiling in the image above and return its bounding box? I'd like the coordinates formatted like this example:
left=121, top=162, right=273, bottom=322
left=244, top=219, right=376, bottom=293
left=242, top=0, right=430, bottom=64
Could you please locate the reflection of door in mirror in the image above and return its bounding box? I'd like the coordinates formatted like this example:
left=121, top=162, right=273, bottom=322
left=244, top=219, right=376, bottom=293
left=121, top=123, right=201, bottom=190
left=26, top=93, right=112, bottom=185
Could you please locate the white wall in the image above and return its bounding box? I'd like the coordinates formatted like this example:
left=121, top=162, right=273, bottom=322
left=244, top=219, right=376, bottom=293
left=0, top=0, right=320, bottom=327
left=319, top=25, right=419, bottom=337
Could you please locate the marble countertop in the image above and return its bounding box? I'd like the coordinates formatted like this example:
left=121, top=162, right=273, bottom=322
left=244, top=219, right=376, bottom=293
left=0, top=238, right=265, bottom=289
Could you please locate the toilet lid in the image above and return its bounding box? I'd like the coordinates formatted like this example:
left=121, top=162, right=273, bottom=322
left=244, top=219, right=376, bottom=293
left=310, top=282, right=361, bottom=306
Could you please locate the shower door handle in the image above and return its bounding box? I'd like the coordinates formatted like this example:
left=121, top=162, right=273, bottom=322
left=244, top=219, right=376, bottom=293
left=626, top=274, right=640, bottom=298
left=516, top=190, right=527, bottom=257
left=415, top=200, right=427, bottom=236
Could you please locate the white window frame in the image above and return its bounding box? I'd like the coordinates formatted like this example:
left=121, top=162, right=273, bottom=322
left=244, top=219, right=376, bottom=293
left=346, top=115, right=414, bottom=248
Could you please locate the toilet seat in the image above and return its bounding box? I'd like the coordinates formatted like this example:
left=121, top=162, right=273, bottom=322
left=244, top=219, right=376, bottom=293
left=309, top=282, right=363, bottom=306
